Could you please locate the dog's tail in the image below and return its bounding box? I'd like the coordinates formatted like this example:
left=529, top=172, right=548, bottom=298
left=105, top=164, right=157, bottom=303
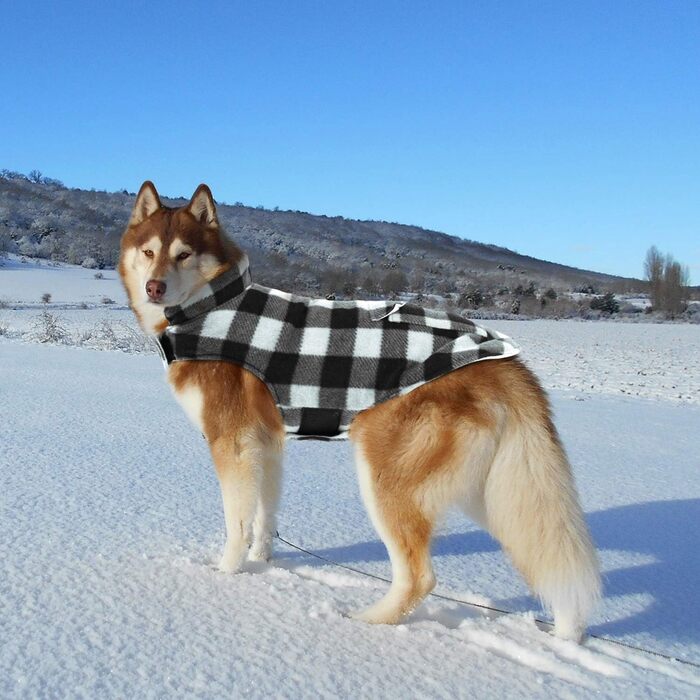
left=483, top=371, right=601, bottom=641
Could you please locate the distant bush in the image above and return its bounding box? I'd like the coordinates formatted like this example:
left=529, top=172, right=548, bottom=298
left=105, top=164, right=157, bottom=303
left=382, top=270, right=408, bottom=294
left=41, top=292, right=51, bottom=304
left=101, top=296, right=115, bottom=305
left=31, top=310, right=68, bottom=343
left=458, top=285, right=485, bottom=309
left=590, top=292, right=620, bottom=314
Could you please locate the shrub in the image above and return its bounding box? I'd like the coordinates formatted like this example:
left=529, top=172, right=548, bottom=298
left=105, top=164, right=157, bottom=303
left=41, top=292, right=52, bottom=304
left=590, top=292, right=620, bottom=314
left=30, top=310, right=68, bottom=343
left=458, top=285, right=485, bottom=309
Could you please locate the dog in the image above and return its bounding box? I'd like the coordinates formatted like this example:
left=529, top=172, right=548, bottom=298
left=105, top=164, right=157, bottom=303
left=119, top=181, right=600, bottom=642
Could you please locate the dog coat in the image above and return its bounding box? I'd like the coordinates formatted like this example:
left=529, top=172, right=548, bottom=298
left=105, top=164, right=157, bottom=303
left=157, top=256, right=520, bottom=439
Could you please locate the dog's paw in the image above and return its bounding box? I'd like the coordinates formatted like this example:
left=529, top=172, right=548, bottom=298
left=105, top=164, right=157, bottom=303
left=349, top=602, right=402, bottom=626
left=248, top=543, right=272, bottom=562
left=218, top=545, right=246, bottom=573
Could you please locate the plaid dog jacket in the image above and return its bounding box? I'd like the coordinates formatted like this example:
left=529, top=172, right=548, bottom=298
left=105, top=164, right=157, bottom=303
left=158, top=256, right=520, bottom=439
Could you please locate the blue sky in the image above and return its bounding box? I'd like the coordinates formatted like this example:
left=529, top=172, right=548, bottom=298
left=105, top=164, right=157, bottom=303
left=1, top=1, right=698, bottom=282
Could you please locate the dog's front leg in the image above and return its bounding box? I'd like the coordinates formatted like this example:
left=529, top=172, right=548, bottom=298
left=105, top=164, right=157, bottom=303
left=210, top=437, right=260, bottom=573
left=248, top=445, right=283, bottom=562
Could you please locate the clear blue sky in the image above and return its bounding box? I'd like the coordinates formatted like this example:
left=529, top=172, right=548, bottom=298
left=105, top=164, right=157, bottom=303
left=1, top=1, right=698, bottom=282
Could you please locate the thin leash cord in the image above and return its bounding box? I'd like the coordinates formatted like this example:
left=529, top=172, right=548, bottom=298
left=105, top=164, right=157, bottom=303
left=274, top=533, right=700, bottom=671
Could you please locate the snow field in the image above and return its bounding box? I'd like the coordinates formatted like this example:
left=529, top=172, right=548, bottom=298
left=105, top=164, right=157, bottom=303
left=2, top=257, right=700, bottom=696
left=1, top=342, right=699, bottom=698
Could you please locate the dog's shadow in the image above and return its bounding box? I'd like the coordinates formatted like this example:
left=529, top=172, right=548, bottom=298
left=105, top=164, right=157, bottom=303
left=283, top=499, right=700, bottom=648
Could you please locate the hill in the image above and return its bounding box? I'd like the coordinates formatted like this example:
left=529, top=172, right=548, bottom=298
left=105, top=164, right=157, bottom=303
left=0, top=170, right=644, bottom=307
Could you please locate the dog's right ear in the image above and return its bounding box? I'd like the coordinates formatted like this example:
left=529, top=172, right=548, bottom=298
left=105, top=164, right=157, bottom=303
left=129, top=181, right=162, bottom=226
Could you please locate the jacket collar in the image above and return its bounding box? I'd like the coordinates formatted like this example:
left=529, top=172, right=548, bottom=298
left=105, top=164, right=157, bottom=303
left=164, top=255, right=252, bottom=325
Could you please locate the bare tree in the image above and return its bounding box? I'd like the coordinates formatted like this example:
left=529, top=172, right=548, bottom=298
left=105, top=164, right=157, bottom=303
left=644, top=246, right=689, bottom=315
left=644, top=246, right=664, bottom=310
left=663, top=257, right=689, bottom=316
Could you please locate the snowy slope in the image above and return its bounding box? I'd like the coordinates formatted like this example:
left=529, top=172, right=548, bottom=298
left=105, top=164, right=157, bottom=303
left=1, top=341, right=699, bottom=698
left=0, top=255, right=127, bottom=307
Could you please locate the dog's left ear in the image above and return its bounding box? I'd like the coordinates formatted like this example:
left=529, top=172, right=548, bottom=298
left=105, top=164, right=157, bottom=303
left=188, top=184, right=218, bottom=227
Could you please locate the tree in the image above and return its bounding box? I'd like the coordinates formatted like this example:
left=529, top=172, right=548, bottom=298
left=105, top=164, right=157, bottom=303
left=590, top=292, right=619, bottom=314
left=663, top=257, right=689, bottom=316
left=458, top=285, right=485, bottom=309
left=382, top=270, right=408, bottom=295
left=644, top=246, right=689, bottom=316
left=644, top=246, right=664, bottom=310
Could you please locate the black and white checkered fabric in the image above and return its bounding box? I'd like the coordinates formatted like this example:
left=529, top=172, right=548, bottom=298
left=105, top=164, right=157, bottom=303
left=159, top=256, right=520, bottom=439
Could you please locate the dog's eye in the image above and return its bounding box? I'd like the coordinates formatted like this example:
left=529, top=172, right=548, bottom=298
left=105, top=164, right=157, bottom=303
left=177, top=251, right=191, bottom=261
left=143, top=249, right=154, bottom=258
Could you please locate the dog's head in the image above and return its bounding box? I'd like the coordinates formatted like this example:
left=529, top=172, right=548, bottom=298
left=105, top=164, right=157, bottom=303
left=119, top=181, right=240, bottom=334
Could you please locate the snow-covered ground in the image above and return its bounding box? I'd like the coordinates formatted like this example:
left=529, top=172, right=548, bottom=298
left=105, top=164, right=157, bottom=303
left=3, top=256, right=700, bottom=404
left=0, top=255, right=127, bottom=308
left=1, top=257, right=700, bottom=697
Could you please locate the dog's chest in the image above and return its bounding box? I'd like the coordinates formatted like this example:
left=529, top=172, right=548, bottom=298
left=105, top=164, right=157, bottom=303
left=170, top=381, right=205, bottom=433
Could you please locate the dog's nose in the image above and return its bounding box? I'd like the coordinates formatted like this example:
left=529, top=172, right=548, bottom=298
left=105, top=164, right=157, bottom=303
left=146, top=279, right=167, bottom=301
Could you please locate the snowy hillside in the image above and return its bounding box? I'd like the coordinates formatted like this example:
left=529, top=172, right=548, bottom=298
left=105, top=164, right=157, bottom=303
left=1, top=261, right=699, bottom=697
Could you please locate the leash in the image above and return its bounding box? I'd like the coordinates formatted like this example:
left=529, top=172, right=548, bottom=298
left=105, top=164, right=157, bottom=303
left=274, top=532, right=700, bottom=671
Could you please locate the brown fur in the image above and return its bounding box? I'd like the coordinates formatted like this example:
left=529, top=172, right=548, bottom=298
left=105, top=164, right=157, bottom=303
left=119, top=182, right=600, bottom=642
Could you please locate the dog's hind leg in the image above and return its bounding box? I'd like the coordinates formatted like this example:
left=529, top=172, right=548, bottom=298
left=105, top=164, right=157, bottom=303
left=249, top=444, right=283, bottom=562
left=350, top=446, right=436, bottom=624
left=211, top=436, right=261, bottom=573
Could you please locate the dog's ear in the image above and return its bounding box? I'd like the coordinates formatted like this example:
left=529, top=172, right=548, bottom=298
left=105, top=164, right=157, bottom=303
left=130, top=181, right=162, bottom=226
left=188, top=184, right=218, bottom=227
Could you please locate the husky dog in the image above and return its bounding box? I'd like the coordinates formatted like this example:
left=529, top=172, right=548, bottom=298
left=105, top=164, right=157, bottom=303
left=119, top=181, right=600, bottom=642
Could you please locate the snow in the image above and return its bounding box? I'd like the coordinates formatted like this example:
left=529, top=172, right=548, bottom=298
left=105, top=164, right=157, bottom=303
left=0, top=255, right=127, bottom=307
left=490, top=319, right=700, bottom=404
left=1, top=259, right=700, bottom=697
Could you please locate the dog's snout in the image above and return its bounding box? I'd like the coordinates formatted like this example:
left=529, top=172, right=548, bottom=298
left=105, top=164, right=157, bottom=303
left=146, top=279, right=167, bottom=301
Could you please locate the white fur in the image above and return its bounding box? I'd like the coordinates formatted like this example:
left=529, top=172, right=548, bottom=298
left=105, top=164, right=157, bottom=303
left=164, top=252, right=222, bottom=307
left=169, top=240, right=192, bottom=259
left=171, top=382, right=205, bottom=432
left=215, top=438, right=283, bottom=571
left=482, top=420, right=601, bottom=641
left=249, top=444, right=282, bottom=562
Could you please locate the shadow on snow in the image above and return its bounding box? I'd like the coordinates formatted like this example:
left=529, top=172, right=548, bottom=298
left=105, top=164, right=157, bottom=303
left=282, top=498, right=700, bottom=653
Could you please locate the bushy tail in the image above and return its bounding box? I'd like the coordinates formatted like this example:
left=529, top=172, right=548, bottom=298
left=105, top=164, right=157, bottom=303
left=483, top=413, right=601, bottom=641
